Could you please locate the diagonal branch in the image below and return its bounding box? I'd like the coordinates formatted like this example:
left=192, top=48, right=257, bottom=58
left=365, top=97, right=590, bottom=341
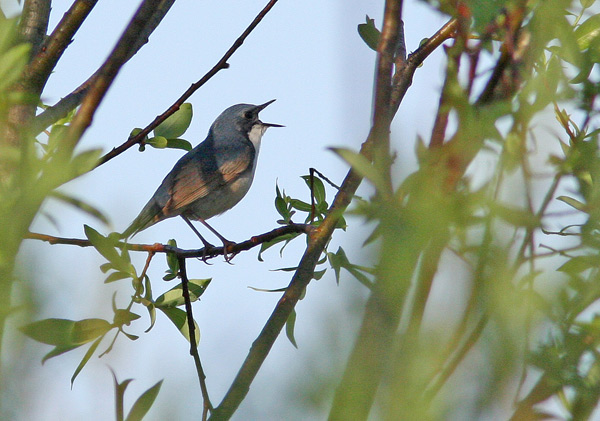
left=62, top=0, right=168, bottom=153
left=97, top=0, right=279, bottom=167
left=32, top=0, right=175, bottom=134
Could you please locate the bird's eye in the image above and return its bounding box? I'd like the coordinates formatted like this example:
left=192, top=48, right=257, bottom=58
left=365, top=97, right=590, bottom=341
left=243, top=111, right=253, bottom=120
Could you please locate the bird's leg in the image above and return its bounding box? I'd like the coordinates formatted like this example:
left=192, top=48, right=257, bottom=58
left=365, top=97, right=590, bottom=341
left=181, top=215, right=213, bottom=262
left=199, top=219, right=237, bottom=263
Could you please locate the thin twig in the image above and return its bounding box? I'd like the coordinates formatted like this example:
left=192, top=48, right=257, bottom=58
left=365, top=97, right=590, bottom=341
left=424, top=314, right=488, bottom=400
left=97, top=0, right=280, bottom=167
left=178, top=257, right=212, bottom=420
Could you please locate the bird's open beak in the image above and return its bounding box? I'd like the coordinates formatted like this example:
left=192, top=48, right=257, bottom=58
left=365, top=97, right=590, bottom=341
left=256, top=99, right=284, bottom=128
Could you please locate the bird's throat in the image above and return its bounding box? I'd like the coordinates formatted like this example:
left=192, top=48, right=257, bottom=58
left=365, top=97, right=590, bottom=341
left=248, top=123, right=267, bottom=154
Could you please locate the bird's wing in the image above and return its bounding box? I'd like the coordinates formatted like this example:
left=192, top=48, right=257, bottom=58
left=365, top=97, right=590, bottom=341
left=164, top=142, right=254, bottom=212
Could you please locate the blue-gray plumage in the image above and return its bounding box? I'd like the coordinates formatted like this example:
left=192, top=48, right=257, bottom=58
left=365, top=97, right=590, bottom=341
left=123, top=100, right=282, bottom=257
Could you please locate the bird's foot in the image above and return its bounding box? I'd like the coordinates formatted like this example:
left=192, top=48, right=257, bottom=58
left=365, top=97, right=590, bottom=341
left=222, top=240, right=238, bottom=264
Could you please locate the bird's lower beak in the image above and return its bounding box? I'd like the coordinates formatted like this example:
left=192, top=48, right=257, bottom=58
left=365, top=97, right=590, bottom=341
left=256, top=99, right=284, bottom=127
left=262, top=122, right=284, bottom=128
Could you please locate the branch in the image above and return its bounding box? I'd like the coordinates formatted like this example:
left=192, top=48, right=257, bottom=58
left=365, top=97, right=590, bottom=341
left=26, top=223, right=312, bottom=260
left=19, top=0, right=51, bottom=57
left=61, top=0, right=168, bottom=153
left=26, top=0, right=98, bottom=96
left=32, top=2, right=173, bottom=134
left=97, top=0, right=280, bottom=167
left=32, top=0, right=175, bottom=134
left=178, top=257, right=212, bottom=420
left=2, top=0, right=51, bottom=149
left=390, top=18, right=458, bottom=116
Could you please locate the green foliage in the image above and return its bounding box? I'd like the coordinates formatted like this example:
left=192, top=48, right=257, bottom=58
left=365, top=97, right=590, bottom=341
left=358, top=15, right=380, bottom=51
left=112, top=371, right=163, bottom=421
left=146, top=102, right=193, bottom=151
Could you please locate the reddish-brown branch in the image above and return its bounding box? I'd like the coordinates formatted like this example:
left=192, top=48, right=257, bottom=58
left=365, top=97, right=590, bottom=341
left=26, top=223, right=312, bottom=260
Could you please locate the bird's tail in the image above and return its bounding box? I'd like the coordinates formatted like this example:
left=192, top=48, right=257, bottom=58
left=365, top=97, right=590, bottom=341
left=120, top=200, right=163, bottom=239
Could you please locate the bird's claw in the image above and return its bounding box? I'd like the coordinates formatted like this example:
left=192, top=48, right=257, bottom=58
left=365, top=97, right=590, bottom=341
left=222, top=240, right=237, bottom=264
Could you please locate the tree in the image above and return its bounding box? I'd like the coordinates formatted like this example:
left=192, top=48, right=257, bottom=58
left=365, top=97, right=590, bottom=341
left=1, top=0, right=600, bottom=419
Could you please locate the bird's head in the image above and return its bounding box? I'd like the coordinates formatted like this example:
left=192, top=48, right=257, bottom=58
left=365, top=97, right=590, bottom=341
left=211, top=100, right=283, bottom=145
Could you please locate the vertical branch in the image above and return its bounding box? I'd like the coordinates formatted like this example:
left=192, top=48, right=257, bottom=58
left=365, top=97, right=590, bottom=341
left=3, top=0, right=51, bottom=149
left=18, top=0, right=51, bottom=57
left=371, top=0, right=403, bottom=196
left=26, top=0, right=99, bottom=96
left=178, top=257, right=213, bottom=420
left=329, top=1, right=405, bottom=420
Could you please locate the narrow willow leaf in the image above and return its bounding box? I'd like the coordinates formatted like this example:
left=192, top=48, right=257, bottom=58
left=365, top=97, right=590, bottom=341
left=330, top=147, right=386, bottom=191
left=71, top=336, right=104, bottom=386
left=125, top=380, right=163, bottom=421
left=556, top=196, right=587, bottom=212
left=286, top=309, right=298, bottom=348
left=84, top=225, right=132, bottom=273
left=50, top=191, right=109, bottom=225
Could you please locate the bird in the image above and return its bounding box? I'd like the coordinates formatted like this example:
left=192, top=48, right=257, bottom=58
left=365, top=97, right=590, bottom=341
left=122, top=100, right=282, bottom=261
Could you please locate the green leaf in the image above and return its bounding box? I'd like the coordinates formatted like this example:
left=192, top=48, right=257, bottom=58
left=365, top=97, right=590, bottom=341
left=301, top=174, right=326, bottom=204
left=166, top=239, right=179, bottom=272
left=330, top=147, right=386, bottom=191
left=147, top=136, right=168, bottom=149
left=166, top=138, right=192, bottom=151
left=84, top=225, right=132, bottom=273
left=557, top=255, right=598, bottom=274
left=71, top=336, right=103, bottom=386
left=0, top=43, right=30, bottom=92
left=286, top=309, right=298, bottom=348
left=71, top=148, right=103, bottom=176
left=125, top=380, right=163, bottom=421
left=154, top=279, right=211, bottom=308
left=154, top=103, right=193, bottom=138
left=290, top=199, right=312, bottom=212
left=158, top=307, right=200, bottom=346
left=104, top=272, right=131, bottom=284
left=491, top=203, right=541, bottom=228
left=20, top=318, right=111, bottom=346
left=357, top=15, right=380, bottom=51
left=257, top=233, right=300, bottom=261
left=557, top=195, right=587, bottom=212
left=575, top=14, right=600, bottom=51
left=112, top=371, right=134, bottom=421
left=50, top=191, right=109, bottom=225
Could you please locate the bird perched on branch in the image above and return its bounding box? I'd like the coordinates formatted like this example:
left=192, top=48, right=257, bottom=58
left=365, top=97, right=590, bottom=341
left=122, top=100, right=282, bottom=261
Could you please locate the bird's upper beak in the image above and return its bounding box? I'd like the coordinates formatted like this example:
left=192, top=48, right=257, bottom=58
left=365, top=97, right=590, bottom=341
left=256, top=99, right=284, bottom=128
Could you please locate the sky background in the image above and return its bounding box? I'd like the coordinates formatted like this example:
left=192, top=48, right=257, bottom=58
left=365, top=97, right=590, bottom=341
left=0, top=0, right=547, bottom=419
